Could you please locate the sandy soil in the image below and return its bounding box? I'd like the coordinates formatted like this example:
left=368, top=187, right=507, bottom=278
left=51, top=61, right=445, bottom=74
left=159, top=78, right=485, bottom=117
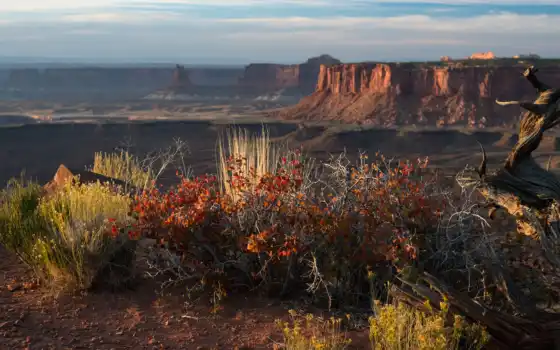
left=0, top=245, right=373, bottom=350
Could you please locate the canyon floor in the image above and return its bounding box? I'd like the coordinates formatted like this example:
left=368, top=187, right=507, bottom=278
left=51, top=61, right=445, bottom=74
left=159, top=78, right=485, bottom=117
left=1, top=98, right=559, bottom=349
left=1, top=98, right=560, bottom=186
left=1, top=245, right=376, bottom=350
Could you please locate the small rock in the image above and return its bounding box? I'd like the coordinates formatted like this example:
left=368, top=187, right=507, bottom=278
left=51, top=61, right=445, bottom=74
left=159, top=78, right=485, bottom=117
left=7, top=283, right=22, bottom=292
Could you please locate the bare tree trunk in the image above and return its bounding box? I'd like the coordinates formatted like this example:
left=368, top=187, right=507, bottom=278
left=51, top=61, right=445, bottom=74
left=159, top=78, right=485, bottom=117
left=395, top=67, right=560, bottom=349
left=480, top=66, right=560, bottom=264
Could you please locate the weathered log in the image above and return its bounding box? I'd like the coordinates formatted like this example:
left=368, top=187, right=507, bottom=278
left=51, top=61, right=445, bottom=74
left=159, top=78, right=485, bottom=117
left=410, top=67, right=560, bottom=349
left=391, top=273, right=560, bottom=349
left=468, top=66, right=560, bottom=261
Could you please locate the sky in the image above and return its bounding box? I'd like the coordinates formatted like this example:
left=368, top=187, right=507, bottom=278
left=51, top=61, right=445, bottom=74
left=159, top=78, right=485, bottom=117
left=0, top=0, right=559, bottom=64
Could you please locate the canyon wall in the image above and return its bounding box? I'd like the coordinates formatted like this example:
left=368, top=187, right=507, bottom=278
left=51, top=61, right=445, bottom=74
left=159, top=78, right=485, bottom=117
left=0, top=55, right=338, bottom=101
left=279, top=63, right=560, bottom=128
left=238, top=55, right=341, bottom=95
left=238, top=63, right=300, bottom=93
left=6, top=68, right=174, bottom=90
left=1, top=66, right=245, bottom=101
left=299, top=55, right=342, bottom=95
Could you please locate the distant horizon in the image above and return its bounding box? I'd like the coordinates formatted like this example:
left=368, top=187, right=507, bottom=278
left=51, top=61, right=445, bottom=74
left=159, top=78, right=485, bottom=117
left=1, top=1, right=559, bottom=63
left=1, top=53, right=559, bottom=69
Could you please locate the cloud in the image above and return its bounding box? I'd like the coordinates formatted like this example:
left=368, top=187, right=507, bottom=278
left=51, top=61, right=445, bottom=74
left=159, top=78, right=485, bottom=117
left=2, top=0, right=558, bottom=12
left=61, top=12, right=178, bottom=23
left=0, top=0, right=336, bottom=12
left=0, top=1, right=115, bottom=11
left=217, top=13, right=559, bottom=34
left=374, top=0, right=559, bottom=3
left=0, top=1, right=558, bottom=63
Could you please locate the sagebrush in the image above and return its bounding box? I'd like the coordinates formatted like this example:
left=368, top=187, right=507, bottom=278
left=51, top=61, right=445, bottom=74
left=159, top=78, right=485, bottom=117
left=0, top=177, right=138, bottom=290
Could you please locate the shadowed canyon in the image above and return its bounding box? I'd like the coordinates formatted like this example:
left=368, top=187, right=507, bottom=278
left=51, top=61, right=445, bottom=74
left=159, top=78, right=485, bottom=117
left=2, top=55, right=560, bottom=185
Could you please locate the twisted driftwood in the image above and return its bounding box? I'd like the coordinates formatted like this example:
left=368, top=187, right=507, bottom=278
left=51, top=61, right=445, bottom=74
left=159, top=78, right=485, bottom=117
left=483, top=66, right=560, bottom=262
left=392, top=66, right=560, bottom=349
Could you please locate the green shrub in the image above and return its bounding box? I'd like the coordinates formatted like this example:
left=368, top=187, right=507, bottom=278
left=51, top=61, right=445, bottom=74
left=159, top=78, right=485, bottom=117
left=38, top=180, right=137, bottom=289
left=0, top=177, right=47, bottom=269
left=0, top=177, right=138, bottom=290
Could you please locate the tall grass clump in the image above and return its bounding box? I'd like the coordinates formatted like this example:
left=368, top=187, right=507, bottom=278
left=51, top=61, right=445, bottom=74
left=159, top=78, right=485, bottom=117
left=92, top=150, right=152, bottom=189
left=0, top=176, right=138, bottom=290
left=37, top=180, right=137, bottom=289
left=0, top=177, right=47, bottom=268
left=277, top=310, right=351, bottom=350
left=217, top=126, right=283, bottom=201
left=369, top=300, right=489, bottom=350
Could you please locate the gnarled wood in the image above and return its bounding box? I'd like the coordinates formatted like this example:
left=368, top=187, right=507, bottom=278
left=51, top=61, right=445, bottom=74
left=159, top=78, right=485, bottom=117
left=478, top=67, right=560, bottom=259
left=391, top=273, right=560, bottom=350
left=397, top=67, right=560, bottom=349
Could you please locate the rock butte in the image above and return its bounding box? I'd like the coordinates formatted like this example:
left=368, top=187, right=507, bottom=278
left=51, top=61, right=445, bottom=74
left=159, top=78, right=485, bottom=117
left=275, top=62, right=560, bottom=128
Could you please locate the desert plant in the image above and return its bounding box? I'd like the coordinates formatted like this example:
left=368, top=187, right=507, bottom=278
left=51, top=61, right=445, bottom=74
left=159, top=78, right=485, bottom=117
left=0, top=175, right=138, bottom=290
left=0, top=177, right=48, bottom=269
left=37, top=180, right=137, bottom=289
left=92, top=150, right=152, bottom=189
left=134, top=145, right=446, bottom=308
left=217, top=126, right=284, bottom=202
left=369, top=299, right=489, bottom=350
left=277, top=310, right=351, bottom=350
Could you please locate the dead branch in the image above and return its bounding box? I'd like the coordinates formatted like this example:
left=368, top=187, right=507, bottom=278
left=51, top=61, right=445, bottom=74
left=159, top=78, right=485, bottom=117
left=477, top=67, right=560, bottom=262
left=391, top=272, right=560, bottom=349
left=412, top=67, right=560, bottom=349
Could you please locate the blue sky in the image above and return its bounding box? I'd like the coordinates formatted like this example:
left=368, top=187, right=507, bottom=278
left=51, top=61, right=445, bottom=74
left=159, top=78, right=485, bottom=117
left=1, top=0, right=559, bottom=64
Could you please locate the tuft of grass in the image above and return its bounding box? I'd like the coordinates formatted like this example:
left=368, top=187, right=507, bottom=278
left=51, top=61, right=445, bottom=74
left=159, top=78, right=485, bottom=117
left=92, top=150, right=152, bottom=189
left=0, top=177, right=137, bottom=290
left=276, top=310, right=351, bottom=350
left=0, top=177, right=46, bottom=269
left=217, top=126, right=283, bottom=202
left=369, top=300, right=489, bottom=350
left=38, top=180, right=136, bottom=289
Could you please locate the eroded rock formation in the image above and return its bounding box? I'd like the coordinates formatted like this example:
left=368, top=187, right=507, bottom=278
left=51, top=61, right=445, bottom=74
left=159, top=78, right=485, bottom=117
left=238, top=54, right=342, bottom=95
left=469, top=51, right=496, bottom=60
left=278, top=62, right=560, bottom=128
left=170, top=65, right=193, bottom=90
left=298, top=54, right=342, bottom=95
left=238, top=64, right=300, bottom=92
left=6, top=68, right=173, bottom=90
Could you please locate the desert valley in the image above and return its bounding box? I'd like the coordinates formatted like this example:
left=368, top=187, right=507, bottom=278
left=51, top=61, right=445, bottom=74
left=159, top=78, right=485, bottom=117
left=3, top=11, right=560, bottom=348
left=2, top=54, right=560, bottom=185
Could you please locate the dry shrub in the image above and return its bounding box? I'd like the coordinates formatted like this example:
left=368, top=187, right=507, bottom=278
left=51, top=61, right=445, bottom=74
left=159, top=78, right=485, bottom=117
left=92, top=150, right=152, bottom=189
left=276, top=310, right=351, bottom=350
left=218, top=126, right=283, bottom=201
left=134, top=127, right=447, bottom=307
left=369, top=300, right=489, bottom=350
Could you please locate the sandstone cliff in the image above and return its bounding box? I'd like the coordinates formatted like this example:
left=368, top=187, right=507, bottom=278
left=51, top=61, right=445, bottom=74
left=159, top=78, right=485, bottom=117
left=469, top=51, right=496, bottom=60
left=238, top=55, right=341, bottom=95
left=298, top=54, right=341, bottom=95
left=238, top=63, right=300, bottom=93
left=278, top=63, right=560, bottom=128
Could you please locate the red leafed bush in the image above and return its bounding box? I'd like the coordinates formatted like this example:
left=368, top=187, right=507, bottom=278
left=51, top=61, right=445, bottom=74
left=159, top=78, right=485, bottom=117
left=132, top=150, right=447, bottom=306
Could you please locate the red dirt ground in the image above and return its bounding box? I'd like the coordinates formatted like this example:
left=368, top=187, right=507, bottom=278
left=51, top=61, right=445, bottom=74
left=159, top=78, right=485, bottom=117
left=0, top=246, right=371, bottom=350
